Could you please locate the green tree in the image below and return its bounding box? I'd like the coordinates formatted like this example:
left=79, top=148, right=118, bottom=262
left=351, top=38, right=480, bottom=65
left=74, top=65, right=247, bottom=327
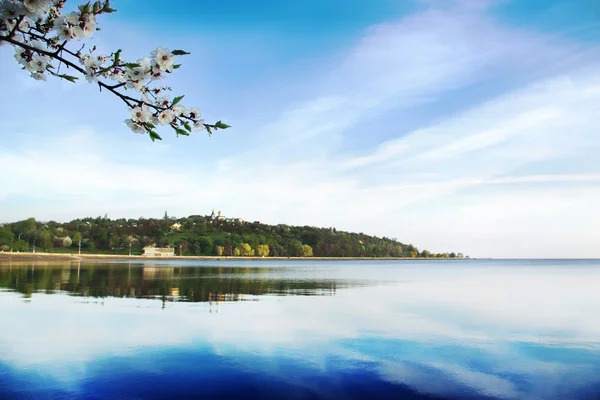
left=269, top=243, right=286, bottom=257
left=255, top=244, right=270, bottom=257
left=224, top=241, right=233, bottom=256
left=0, top=227, right=13, bottom=246
left=301, top=244, right=313, bottom=257
left=197, top=236, right=214, bottom=255
left=73, top=232, right=82, bottom=252
left=239, top=243, right=254, bottom=256
left=215, top=246, right=225, bottom=256
left=39, top=230, right=52, bottom=251
left=25, top=217, right=37, bottom=231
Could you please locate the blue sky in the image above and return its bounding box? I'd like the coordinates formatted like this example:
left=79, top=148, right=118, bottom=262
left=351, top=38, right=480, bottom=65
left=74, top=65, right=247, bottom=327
left=1, top=0, right=600, bottom=257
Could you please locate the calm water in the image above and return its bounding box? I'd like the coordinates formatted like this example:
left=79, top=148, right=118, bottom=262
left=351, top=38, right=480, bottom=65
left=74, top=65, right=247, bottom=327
left=1, top=259, right=599, bottom=400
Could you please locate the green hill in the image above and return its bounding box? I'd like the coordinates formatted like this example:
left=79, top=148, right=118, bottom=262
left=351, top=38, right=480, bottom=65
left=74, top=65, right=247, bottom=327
left=0, top=213, right=463, bottom=259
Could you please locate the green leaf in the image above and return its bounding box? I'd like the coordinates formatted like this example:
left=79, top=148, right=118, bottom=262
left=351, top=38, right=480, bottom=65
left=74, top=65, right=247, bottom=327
left=171, top=50, right=191, bottom=56
left=103, top=0, right=116, bottom=13
left=183, top=122, right=192, bottom=132
left=146, top=122, right=156, bottom=129
left=206, top=126, right=212, bottom=136
left=58, top=74, right=79, bottom=83
left=175, top=128, right=189, bottom=136
left=124, top=63, right=141, bottom=69
left=113, top=49, right=122, bottom=63
left=173, top=64, right=182, bottom=69
left=172, top=95, right=184, bottom=105
left=214, top=120, right=231, bottom=129
left=149, top=131, right=162, bottom=142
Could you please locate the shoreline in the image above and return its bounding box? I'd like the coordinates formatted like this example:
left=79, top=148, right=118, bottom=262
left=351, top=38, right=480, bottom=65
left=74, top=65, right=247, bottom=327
left=0, top=252, right=478, bottom=263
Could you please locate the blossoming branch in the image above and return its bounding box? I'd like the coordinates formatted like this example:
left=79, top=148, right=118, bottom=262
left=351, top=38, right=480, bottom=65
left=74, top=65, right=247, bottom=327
left=0, top=0, right=230, bottom=141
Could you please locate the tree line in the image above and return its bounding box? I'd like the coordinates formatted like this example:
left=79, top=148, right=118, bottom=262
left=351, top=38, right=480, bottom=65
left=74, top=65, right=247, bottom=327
left=0, top=214, right=464, bottom=259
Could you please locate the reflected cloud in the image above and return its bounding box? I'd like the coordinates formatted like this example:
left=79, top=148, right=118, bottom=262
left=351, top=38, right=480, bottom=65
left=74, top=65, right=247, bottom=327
left=1, top=261, right=600, bottom=400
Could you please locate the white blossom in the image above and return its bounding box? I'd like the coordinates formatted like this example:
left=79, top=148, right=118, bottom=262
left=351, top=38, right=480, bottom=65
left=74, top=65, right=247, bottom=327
left=30, top=71, right=46, bottom=81
left=193, top=119, right=206, bottom=131
left=65, top=11, right=80, bottom=25
left=23, top=0, right=50, bottom=19
left=126, top=79, right=146, bottom=92
left=125, top=119, right=146, bottom=134
left=137, top=57, right=151, bottom=71
left=4, top=18, right=16, bottom=31
left=71, top=25, right=84, bottom=40
left=172, top=105, right=185, bottom=117
left=80, top=54, right=100, bottom=69
left=52, top=15, right=65, bottom=29
left=14, top=47, right=28, bottom=65
left=127, top=65, right=147, bottom=82
left=56, top=23, right=73, bottom=41
left=153, top=96, right=168, bottom=107
left=18, top=18, right=31, bottom=31
left=79, top=53, right=90, bottom=65
left=187, top=107, right=202, bottom=120
left=82, top=23, right=95, bottom=38
left=28, top=38, right=46, bottom=51
left=151, top=47, right=174, bottom=72
left=80, top=12, right=94, bottom=24
left=149, top=59, right=167, bottom=80
left=131, top=105, right=151, bottom=123
left=0, top=1, right=26, bottom=20
left=110, top=69, right=126, bottom=82
left=157, top=109, right=174, bottom=125
left=26, top=53, right=48, bottom=73
left=85, top=70, right=98, bottom=83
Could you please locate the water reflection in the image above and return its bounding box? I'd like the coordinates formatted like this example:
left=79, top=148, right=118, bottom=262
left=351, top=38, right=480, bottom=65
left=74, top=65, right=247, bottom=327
left=1, top=260, right=600, bottom=400
left=0, top=262, right=346, bottom=303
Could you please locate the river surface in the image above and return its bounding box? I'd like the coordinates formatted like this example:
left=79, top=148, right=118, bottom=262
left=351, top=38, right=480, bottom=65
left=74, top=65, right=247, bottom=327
left=0, top=259, right=599, bottom=400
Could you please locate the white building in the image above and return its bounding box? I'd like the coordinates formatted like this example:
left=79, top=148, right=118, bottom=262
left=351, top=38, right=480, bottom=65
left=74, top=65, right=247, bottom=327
left=209, top=209, right=244, bottom=224
left=143, top=246, right=175, bottom=257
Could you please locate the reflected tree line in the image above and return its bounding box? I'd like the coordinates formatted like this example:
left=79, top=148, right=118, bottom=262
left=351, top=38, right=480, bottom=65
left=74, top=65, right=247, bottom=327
left=0, top=263, right=341, bottom=302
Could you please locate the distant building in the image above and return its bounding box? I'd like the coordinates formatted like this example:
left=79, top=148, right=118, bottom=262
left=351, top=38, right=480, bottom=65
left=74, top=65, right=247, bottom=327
left=170, top=222, right=182, bottom=231
left=143, top=246, right=175, bottom=257
left=209, top=209, right=245, bottom=224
